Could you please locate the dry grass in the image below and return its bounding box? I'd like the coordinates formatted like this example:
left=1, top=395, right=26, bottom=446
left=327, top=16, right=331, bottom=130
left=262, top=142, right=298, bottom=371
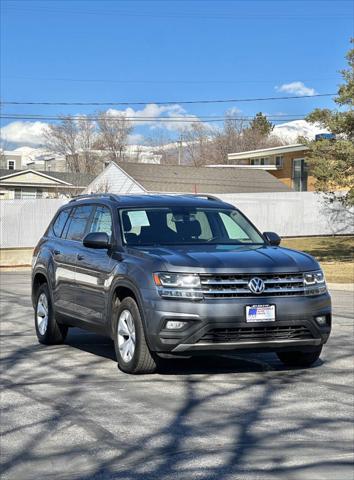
left=282, top=236, right=354, bottom=284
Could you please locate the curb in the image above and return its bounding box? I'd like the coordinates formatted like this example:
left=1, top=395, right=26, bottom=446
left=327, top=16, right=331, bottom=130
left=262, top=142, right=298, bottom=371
left=328, top=283, right=354, bottom=292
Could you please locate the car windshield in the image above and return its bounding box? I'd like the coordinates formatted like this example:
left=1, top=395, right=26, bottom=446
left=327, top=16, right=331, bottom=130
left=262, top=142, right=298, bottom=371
left=119, top=207, right=265, bottom=246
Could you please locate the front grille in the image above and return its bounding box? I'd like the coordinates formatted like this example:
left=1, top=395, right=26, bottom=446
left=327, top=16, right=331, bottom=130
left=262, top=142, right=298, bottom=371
left=199, top=325, right=313, bottom=343
left=200, top=273, right=305, bottom=298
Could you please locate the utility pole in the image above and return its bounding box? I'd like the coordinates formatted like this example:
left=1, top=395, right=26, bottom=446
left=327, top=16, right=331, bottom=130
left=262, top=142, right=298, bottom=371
left=177, top=134, right=183, bottom=165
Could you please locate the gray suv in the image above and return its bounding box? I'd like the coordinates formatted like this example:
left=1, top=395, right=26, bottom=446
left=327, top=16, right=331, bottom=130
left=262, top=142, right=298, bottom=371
left=32, top=194, right=331, bottom=374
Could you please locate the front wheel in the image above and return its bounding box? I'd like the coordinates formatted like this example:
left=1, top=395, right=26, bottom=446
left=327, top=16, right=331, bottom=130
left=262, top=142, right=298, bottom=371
left=114, top=297, right=157, bottom=374
left=277, top=346, right=323, bottom=367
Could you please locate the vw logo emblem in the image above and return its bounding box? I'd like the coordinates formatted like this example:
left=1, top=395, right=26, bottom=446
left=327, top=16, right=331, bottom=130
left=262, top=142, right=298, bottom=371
left=248, top=277, right=265, bottom=294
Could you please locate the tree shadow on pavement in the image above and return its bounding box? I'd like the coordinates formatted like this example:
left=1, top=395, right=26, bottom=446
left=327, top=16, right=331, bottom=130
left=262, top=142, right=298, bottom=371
left=1, top=290, right=353, bottom=480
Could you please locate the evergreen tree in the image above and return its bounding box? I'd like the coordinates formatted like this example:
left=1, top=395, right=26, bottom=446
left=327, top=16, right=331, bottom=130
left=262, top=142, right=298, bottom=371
left=305, top=39, right=354, bottom=205
left=249, top=112, right=274, bottom=136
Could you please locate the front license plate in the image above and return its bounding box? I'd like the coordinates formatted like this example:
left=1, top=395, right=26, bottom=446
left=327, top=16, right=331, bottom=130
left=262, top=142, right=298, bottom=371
left=246, top=304, right=275, bottom=323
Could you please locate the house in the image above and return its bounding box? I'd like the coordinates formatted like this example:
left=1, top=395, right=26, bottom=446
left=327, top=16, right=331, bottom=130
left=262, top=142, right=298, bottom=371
left=85, top=161, right=292, bottom=195
left=227, top=144, right=311, bottom=192
left=1, top=149, right=68, bottom=172
left=0, top=151, right=23, bottom=171
left=0, top=169, right=95, bottom=199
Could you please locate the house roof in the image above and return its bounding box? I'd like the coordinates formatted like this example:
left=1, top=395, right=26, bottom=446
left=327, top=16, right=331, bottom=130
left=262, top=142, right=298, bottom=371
left=0, top=169, right=95, bottom=187
left=118, top=162, right=292, bottom=193
left=228, top=143, right=308, bottom=161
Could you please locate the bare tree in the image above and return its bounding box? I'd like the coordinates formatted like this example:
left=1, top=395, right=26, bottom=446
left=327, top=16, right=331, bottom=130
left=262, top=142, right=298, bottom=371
left=77, top=117, right=102, bottom=174
left=181, top=123, right=213, bottom=166
left=44, top=116, right=81, bottom=172
left=211, top=113, right=285, bottom=164
left=96, top=112, right=133, bottom=162
left=44, top=115, right=103, bottom=174
left=146, top=131, right=178, bottom=165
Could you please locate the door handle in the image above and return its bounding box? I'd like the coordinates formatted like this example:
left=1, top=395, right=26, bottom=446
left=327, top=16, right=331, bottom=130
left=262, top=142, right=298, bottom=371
left=77, top=254, right=84, bottom=261
left=53, top=250, right=61, bottom=256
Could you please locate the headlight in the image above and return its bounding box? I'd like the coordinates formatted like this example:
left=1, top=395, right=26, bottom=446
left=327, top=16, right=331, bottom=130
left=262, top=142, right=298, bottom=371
left=153, top=273, right=203, bottom=300
left=303, top=270, right=327, bottom=295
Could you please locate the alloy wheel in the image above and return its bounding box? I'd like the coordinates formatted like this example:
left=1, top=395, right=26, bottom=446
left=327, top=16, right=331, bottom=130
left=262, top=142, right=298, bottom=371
left=36, top=292, right=49, bottom=335
left=117, top=309, right=136, bottom=362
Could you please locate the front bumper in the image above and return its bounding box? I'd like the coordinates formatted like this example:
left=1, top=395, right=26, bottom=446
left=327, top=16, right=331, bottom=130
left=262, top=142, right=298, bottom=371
left=141, top=289, right=332, bottom=354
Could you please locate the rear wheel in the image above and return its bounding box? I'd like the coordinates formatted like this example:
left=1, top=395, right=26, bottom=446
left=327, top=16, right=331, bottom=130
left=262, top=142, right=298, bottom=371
left=114, top=297, right=156, bottom=374
left=34, top=283, right=68, bottom=344
left=277, top=346, right=322, bottom=367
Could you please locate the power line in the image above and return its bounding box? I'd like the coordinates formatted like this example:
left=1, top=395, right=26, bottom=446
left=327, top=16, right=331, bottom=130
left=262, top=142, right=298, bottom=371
left=1, top=113, right=307, bottom=119
left=1, top=75, right=338, bottom=84
left=0, top=93, right=335, bottom=107
left=0, top=114, right=306, bottom=123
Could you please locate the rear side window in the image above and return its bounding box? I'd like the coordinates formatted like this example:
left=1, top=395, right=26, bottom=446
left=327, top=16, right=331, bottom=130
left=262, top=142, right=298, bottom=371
left=65, top=205, right=93, bottom=241
left=52, top=209, right=71, bottom=238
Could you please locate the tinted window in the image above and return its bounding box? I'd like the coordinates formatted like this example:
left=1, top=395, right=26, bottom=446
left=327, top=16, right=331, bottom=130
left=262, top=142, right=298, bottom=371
left=52, top=209, right=71, bottom=238
left=219, top=212, right=251, bottom=241
left=120, top=207, right=264, bottom=246
left=89, top=206, right=113, bottom=239
left=65, top=205, right=93, bottom=241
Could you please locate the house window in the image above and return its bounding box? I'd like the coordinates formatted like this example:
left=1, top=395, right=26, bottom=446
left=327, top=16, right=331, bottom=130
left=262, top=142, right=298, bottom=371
left=7, top=160, right=15, bottom=170
left=13, top=188, right=44, bottom=199
left=275, top=156, right=283, bottom=168
left=250, top=157, right=268, bottom=166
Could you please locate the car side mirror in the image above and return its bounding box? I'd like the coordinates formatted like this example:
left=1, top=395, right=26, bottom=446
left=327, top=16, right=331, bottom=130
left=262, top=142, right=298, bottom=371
left=263, top=231, right=281, bottom=246
left=83, top=232, right=110, bottom=249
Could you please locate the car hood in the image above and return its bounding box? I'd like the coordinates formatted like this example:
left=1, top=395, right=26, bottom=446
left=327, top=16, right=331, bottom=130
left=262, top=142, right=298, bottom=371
left=135, top=244, right=319, bottom=274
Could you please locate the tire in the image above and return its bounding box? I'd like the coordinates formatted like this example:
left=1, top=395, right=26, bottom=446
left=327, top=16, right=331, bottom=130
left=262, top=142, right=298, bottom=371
left=114, top=297, right=156, bottom=374
left=34, top=283, right=68, bottom=345
left=277, top=346, right=322, bottom=367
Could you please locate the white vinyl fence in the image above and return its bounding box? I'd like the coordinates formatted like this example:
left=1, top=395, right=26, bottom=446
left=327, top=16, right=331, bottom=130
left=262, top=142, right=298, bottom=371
left=219, top=192, right=354, bottom=238
left=0, top=193, right=353, bottom=249
left=0, top=199, right=68, bottom=248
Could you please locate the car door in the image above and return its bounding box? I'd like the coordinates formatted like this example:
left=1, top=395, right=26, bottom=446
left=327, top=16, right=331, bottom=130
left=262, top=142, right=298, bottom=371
left=58, top=204, right=95, bottom=319
left=49, top=207, right=79, bottom=317
left=74, top=204, right=115, bottom=327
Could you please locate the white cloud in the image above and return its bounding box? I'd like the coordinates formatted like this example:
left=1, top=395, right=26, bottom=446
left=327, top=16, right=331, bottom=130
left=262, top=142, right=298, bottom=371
left=275, top=81, right=317, bottom=96
left=226, top=106, right=242, bottom=116
left=107, top=103, right=202, bottom=131
left=128, top=133, right=145, bottom=144
left=0, top=104, right=205, bottom=148
left=0, top=121, right=49, bottom=146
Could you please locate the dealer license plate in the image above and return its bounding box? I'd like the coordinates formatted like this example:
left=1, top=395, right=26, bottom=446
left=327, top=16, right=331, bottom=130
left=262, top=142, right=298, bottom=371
left=246, top=304, right=275, bottom=323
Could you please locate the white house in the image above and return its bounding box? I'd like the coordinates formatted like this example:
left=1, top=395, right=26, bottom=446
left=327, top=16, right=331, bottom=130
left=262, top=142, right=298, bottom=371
left=85, top=161, right=292, bottom=195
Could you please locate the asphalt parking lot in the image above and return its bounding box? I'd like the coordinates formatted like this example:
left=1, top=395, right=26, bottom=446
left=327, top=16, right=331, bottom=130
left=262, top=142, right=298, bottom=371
left=1, top=272, right=353, bottom=480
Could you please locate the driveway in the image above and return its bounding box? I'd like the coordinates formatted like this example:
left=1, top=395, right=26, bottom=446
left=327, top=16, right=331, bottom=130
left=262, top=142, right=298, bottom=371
left=1, top=272, right=353, bottom=480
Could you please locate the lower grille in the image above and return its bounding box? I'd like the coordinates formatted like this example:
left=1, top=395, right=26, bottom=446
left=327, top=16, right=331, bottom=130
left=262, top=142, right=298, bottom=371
left=198, top=325, right=313, bottom=343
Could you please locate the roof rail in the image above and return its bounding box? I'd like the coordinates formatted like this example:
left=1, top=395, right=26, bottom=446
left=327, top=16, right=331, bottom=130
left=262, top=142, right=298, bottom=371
left=69, top=193, right=119, bottom=203
left=184, top=194, right=221, bottom=202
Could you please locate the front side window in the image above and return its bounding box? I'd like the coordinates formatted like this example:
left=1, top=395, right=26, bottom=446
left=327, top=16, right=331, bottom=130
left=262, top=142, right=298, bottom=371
left=120, top=207, right=264, bottom=246
left=52, top=209, right=71, bottom=238
left=65, top=205, right=93, bottom=241
left=89, top=206, right=113, bottom=240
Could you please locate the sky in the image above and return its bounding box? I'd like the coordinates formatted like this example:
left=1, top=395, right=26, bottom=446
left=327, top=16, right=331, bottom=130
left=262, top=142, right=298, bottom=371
left=0, top=0, right=353, bottom=147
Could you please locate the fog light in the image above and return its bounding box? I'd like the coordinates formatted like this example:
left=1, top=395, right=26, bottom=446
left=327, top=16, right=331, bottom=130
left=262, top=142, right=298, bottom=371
left=165, top=321, right=187, bottom=330
left=315, top=315, right=327, bottom=326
